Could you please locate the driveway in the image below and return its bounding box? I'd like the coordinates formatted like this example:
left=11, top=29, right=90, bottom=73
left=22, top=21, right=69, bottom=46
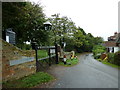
left=46, top=53, right=119, bottom=88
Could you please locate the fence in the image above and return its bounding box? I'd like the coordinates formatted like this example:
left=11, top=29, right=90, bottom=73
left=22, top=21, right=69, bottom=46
left=34, top=45, right=59, bottom=72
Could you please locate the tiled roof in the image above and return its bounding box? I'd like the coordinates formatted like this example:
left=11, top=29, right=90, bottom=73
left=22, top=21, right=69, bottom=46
left=103, top=41, right=117, bottom=47
left=110, top=36, right=116, bottom=38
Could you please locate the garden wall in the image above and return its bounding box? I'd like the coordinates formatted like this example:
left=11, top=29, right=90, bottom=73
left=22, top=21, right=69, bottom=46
left=2, top=39, right=36, bottom=82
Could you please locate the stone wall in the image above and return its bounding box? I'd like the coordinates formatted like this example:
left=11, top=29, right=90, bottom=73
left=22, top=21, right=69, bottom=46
left=2, top=39, right=36, bottom=82
left=0, top=39, right=2, bottom=89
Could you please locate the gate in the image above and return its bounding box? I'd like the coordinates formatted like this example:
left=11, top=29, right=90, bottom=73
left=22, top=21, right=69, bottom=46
left=31, top=43, right=59, bottom=72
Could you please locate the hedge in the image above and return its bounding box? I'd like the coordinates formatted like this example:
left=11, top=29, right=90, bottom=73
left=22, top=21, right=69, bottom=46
left=114, top=51, right=120, bottom=65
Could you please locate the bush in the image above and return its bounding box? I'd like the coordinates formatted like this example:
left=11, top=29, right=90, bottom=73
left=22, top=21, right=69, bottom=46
left=94, top=55, right=101, bottom=59
left=25, top=44, right=31, bottom=50
left=107, top=53, right=114, bottom=63
left=22, top=44, right=31, bottom=50
left=114, top=51, right=120, bottom=65
left=92, top=45, right=105, bottom=55
left=92, top=45, right=106, bottom=59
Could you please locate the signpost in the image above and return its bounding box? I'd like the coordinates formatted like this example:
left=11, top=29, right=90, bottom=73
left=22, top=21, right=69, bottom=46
left=50, top=49, right=55, bottom=54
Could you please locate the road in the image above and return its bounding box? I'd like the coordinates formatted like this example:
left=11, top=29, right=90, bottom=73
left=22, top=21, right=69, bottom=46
left=47, top=53, right=119, bottom=88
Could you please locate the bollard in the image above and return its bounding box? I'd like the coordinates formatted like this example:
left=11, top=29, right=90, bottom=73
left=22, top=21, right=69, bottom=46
left=63, top=55, right=67, bottom=64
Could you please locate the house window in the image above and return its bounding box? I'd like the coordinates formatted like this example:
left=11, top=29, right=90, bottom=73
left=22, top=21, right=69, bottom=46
left=6, top=36, right=9, bottom=43
left=112, top=47, right=114, bottom=53
left=107, top=48, right=110, bottom=52
left=109, top=47, right=113, bottom=53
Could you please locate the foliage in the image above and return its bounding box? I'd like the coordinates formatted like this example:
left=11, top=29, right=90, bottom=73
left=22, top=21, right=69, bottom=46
left=2, top=1, right=104, bottom=51
left=97, top=59, right=120, bottom=68
left=107, top=53, right=115, bottom=63
left=2, top=72, right=54, bottom=88
left=97, top=58, right=120, bottom=68
left=102, top=61, right=120, bottom=68
left=92, top=45, right=106, bottom=55
left=2, top=2, right=26, bottom=29
left=48, top=13, right=104, bottom=52
left=59, top=58, right=79, bottom=67
left=114, top=51, right=120, bottom=65
left=96, top=51, right=120, bottom=67
left=94, top=37, right=104, bottom=45
left=2, top=2, right=49, bottom=48
left=94, top=55, right=101, bottom=59
left=95, top=51, right=120, bottom=67
left=48, top=14, right=76, bottom=45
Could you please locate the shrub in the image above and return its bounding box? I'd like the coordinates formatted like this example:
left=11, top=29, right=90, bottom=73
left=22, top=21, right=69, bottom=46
left=25, top=44, right=31, bottom=50
left=94, top=55, right=101, bottom=59
left=92, top=45, right=106, bottom=59
left=107, top=53, right=114, bottom=63
left=114, top=51, right=120, bottom=65
left=92, top=45, right=105, bottom=55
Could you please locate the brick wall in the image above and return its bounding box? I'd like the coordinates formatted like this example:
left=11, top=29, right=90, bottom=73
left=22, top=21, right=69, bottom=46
left=2, top=39, right=36, bottom=82
left=2, top=57, right=36, bottom=81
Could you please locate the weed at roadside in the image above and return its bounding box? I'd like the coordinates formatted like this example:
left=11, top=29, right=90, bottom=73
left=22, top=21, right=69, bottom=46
left=3, top=72, right=54, bottom=88
left=59, top=58, right=79, bottom=67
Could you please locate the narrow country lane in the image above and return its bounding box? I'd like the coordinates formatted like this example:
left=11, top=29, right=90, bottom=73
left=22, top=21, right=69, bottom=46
left=47, top=53, right=119, bottom=88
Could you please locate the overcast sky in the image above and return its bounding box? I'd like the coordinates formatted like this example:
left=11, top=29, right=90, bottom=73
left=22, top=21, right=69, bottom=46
left=29, top=0, right=119, bottom=41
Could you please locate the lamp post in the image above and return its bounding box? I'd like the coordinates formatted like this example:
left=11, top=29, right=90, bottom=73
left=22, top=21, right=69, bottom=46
left=31, top=21, right=52, bottom=72
left=44, top=21, right=52, bottom=31
left=44, top=21, right=59, bottom=64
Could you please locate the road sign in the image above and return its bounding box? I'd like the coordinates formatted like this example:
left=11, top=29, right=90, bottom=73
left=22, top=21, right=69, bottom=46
left=50, top=49, right=55, bottom=54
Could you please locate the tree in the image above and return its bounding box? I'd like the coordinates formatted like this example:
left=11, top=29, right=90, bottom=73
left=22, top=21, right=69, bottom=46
left=2, top=2, right=49, bottom=48
left=48, top=14, right=76, bottom=45
left=48, top=13, right=104, bottom=53
left=94, top=37, right=104, bottom=45
left=2, top=2, right=26, bottom=40
left=78, top=27, right=86, bottom=35
left=92, top=45, right=106, bottom=56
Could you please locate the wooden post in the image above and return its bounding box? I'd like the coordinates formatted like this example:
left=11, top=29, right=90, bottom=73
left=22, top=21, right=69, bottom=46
left=2, top=29, right=6, bottom=41
left=31, top=41, right=39, bottom=72
left=48, top=48, right=51, bottom=66
left=35, top=46, right=39, bottom=72
left=35, top=49, right=38, bottom=72
left=55, top=44, right=59, bottom=64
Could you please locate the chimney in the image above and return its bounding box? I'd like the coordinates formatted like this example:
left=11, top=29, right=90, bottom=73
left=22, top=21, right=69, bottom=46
left=114, top=32, right=118, bottom=38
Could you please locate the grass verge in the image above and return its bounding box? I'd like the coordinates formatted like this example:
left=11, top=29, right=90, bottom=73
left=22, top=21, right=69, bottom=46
left=97, top=59, right=120, bottom=69
left=59, top=58, right=79, bottom=67
left=102, top=61, right=120, bottom=68
left=3, top=72, right=54, bottom=88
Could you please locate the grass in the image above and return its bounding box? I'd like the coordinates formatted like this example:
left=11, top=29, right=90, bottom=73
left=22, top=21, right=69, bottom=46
left=2, top=72, right=54, bottom=88
left=75, top=53, right=80, bottom=55
left=96, top=59, right=120, bottom=69
left=96, top=59, right=102, bottom=62
left=37, top=50, right=48, bottom=58
left=102, top=61, right=120, bottom=68
left=59, top=58, right=79, bottom=67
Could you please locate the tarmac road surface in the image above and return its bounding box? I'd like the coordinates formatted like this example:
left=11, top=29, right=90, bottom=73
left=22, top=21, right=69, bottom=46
left=47, top=53, right=119, bottom=88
